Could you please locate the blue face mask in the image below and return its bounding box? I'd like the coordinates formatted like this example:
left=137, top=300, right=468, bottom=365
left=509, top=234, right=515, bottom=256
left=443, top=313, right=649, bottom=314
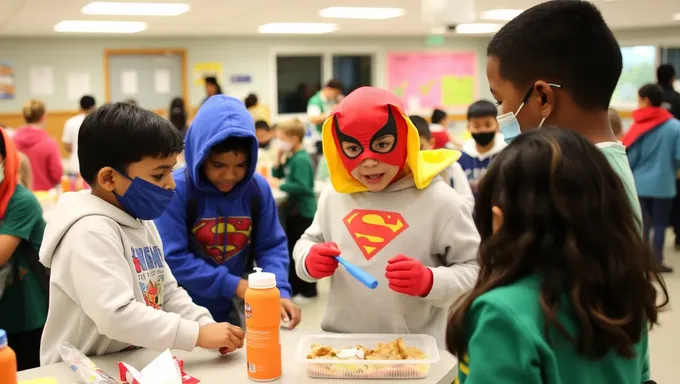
left=497, top=83, right=561, bottom=144
left=114, top=172, right=175, bottom=220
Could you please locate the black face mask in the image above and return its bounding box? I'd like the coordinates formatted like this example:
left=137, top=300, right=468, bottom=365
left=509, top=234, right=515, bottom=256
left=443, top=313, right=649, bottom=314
left=258, top=140, right=271, bottom=149
left=471, top=132, right=495, bottom=147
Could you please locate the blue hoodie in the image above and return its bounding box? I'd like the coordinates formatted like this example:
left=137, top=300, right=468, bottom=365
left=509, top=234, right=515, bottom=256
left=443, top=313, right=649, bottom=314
left=155, top=95, right=291, bottom=321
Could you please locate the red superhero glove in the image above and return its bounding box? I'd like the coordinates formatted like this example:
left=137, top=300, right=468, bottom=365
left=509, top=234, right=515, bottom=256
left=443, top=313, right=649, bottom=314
left=305, top=242, right=341, bottom=279
left=385, top=255, right=434, bottom=297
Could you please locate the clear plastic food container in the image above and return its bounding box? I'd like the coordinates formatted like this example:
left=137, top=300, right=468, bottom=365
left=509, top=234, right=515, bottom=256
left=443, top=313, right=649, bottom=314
left=295, top=334, right=441, bottom=379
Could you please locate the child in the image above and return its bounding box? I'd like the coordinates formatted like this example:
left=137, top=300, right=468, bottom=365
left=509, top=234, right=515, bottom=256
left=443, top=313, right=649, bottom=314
left=0, top=128, right=47, bottom=370
left=485, top=0, right=642, bottom=225
left=13, top=99, right=63, bottom=191
left=458, top=100, right=506, bottom=194
left=447, top=127, right=667, bottom=384
left=39, top=103, right=244, bottom=365
left=429, top=108, right=451, bottom=149
left=409, top=115, right=474, bottom=210
left=623, top=84, right=680, bottom=273
left=155, top=96, right=300, bottom=328
left=608, top=108, right=623, bottom=139
left=255, top=120, right=278, bottom=170
left=293, top=87, right=480, bottom=348
left=268, top=118, right=318, bottom=302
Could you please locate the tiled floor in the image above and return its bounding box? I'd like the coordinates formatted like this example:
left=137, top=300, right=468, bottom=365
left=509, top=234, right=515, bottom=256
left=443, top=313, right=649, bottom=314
left=296, top=232, right=679, bottom=383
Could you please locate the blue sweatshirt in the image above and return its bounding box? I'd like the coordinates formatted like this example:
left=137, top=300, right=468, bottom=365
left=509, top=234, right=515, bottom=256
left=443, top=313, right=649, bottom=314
left=155, top=95, right=291, bottom=321
left=627, top=118, right=680, bottom=198
left=458, top=136, right=507, bottom=183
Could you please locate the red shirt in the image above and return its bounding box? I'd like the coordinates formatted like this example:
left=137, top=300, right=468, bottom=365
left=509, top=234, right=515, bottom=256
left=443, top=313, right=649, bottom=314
left=13, top=125, right=63, bottom=191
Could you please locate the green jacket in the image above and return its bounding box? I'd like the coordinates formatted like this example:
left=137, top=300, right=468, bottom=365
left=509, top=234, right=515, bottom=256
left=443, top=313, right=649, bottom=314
left=459, top=274, right=650, bottom=384
left=272, top=149, right=317, bottom=218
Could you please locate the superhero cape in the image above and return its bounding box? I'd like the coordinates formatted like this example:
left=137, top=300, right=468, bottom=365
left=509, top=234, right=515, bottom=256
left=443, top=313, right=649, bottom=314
left=622, top=106, right=673, bottom=147
left=321, top=87, right=460, bottom=194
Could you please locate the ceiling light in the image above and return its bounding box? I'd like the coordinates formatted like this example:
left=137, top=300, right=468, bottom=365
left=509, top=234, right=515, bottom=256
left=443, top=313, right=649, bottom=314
left=319, top=7, right=404, bottom=20
left=674, top=13, right=680, bottom=20
left=54, top=20, right=147, bottom=33
left=480, top=9, right=523, bottom=21
left=455, top=23, right=502, bottom=34
left=258, top=23, right=337, bottom=34
left=82, top=2, right=189, bottom=16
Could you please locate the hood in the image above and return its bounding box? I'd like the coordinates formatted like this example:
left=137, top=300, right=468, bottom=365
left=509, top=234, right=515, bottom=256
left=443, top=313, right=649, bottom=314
left=622, top=107, right=673, bottom=147
left=184, top=95, right=257, bottom=195
left=40, top=191, right=142, bottom=268
left=322, top=86, right=460, bottom=194
left=462, top=133, right=506, bottom=160
left=13, top=125, right=49, bottom=149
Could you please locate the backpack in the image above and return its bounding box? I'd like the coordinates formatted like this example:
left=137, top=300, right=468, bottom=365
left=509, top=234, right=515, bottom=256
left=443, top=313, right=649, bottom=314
left=184, top=168, right=260, bottom=273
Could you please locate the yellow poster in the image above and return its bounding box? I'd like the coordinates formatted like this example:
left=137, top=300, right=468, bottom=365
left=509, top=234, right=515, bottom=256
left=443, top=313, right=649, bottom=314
left=441, top=75, right=474, bottom=107
left=192, top=62, right=223, bottom=86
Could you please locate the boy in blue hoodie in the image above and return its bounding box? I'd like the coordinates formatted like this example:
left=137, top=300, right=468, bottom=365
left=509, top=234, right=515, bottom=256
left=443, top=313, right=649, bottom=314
left=155, top=96, right=300, bottom=328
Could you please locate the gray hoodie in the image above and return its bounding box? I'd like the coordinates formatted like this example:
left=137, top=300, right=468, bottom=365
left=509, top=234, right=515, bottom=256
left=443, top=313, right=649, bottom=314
left=293, top=176, right=480, bottom=348
left=39, top=191, right=213, bottom=365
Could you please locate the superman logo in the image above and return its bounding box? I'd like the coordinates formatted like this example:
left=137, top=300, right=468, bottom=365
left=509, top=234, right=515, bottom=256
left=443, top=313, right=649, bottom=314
left=192, top=217, right=252, bottom=264
left=343, top=209, right=409, bottom=260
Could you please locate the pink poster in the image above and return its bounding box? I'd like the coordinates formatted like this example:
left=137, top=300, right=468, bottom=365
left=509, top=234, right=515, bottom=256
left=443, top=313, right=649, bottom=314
left=387, top=52, right=477, bottom=110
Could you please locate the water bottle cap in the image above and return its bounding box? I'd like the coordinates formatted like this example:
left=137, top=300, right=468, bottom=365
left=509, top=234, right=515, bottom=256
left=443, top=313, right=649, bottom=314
left=0, top=329, right=7, bottom=348
left=248, top=267, right=276, bottom=289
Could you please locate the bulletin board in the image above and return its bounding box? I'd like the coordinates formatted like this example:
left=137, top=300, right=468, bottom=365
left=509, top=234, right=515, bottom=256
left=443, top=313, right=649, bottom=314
left=387, top=52, right=477, bottom=111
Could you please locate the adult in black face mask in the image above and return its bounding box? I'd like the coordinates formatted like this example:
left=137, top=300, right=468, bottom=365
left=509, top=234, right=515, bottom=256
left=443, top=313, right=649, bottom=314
left=458, top=100, right=507, bottom=194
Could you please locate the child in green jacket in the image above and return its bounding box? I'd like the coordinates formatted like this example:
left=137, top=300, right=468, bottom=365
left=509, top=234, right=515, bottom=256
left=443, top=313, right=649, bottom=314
left=269, top=118, right=318, bottom=302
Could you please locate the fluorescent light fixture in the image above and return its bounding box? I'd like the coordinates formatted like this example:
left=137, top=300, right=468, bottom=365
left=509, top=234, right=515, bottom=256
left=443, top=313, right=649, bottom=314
left=82, top=2, right=189, bottom=16
left=674, top=13, right=680, bottom=21
left=258, top=23, right=337, bottom=34
left=54, top=20, right=147, bottom=33
left=319, top=7, right=404, bottom=20
left=480, top=9, right=523, bottom=21
left=455, top=23, right=502, bottom=34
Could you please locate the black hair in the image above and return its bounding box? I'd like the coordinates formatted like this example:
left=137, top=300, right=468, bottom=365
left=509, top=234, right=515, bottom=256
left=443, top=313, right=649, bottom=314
left=448, top=127, right=667, bottom=360
left=78, top=103, right=184, bottom=185
left=431, top=109, right=447, bottom=125
left=638, top=83, right=664, bottom=107
left=467, top=100, right=498, bottom=119
left=487, top=0, right=621, bottom=111
left=79, top=95, right=96, bottom=110
left=0, top=128, right=6, bottom=158
left=210, top=136, right=252, bottom=155
left=169, top=97, right=187, bottom=133
left=254, top=120, right=270, bottom=131
left=657, top=64, right=676, bottom=87
left=408, top=115, right=431, bottom=140
left=205, top=76, right=223, bottom=94
left=325, top=79, right=343, bottom=91
left=244, top=93, right=258, bottom=109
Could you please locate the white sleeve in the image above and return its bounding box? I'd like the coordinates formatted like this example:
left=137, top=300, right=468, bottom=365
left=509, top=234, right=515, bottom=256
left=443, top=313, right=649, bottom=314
left=62, top=121, right=74, bottom=144
left=450, top=163, right=475, bottom=211
left=161, top=262, right=214, bottom=326
left=307, top=104, right=322, bottom=117
left=292, top=186, right=329, bottom=283
left=423, top=201, right=480, bottom=309
left=69, top=229, right=201, bottom=352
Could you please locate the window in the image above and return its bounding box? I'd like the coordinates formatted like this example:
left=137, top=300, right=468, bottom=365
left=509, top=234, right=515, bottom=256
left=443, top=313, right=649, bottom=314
left=276, top=56, right=322, bottom=114
left=611, top=46, right=657, bottom=108
left=332, top=55, right=373, bottom=96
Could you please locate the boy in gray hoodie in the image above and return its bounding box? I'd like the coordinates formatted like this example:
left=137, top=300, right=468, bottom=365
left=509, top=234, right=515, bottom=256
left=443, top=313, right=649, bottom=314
left=293, top=87, right=480, bottom=348
left=39, top=103, right=244, bottom=365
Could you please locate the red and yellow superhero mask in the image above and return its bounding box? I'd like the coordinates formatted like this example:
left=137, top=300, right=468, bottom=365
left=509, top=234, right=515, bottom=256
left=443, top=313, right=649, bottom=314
left=322, top=87, right=461, bottom=193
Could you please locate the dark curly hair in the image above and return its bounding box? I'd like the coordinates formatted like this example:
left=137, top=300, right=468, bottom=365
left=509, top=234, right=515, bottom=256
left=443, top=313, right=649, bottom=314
left=447, top=127, right=668, bottom=360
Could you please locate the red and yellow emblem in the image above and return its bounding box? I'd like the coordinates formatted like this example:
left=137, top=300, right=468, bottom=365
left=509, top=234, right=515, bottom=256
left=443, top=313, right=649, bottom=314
left=343, top=209, right=409, bottom=260
left=192, top=216, right=253, bottom=264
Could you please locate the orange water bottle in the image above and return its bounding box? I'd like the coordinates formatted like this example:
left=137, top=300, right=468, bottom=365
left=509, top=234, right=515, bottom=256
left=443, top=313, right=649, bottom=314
left=0, top=329, right=17, bottom=384
left=245, top=267, right=282, bottom=381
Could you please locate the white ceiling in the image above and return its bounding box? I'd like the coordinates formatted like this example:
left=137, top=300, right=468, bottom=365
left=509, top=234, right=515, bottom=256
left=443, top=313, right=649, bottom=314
left=0, top=0, right=678, bottom=37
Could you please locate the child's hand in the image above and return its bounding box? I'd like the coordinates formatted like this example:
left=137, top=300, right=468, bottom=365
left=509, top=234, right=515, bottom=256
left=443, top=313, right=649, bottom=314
left=268, top=177, right=281, bottom=188
left=385, top=255, right=434, bottom=297
left=305, top=242, right=341, bottom=279
left=280, top=298, right=301, bottom=329
left=197, top=322, right=245, bottom=352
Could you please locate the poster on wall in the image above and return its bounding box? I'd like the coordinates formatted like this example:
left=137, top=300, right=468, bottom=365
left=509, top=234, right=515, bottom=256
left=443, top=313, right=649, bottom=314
left=0, top=62, right=15, bottom=99
left=387, top=52, right=477, bottom=111
left=192, top=62, right=223, bottom=86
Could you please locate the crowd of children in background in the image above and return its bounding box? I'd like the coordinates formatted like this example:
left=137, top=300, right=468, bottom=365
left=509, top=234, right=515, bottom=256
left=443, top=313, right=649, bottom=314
left=0, top=1, right=679, bottom=383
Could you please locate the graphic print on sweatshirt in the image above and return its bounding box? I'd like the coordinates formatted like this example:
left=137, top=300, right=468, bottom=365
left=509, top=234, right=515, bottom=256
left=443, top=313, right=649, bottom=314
left=131, top=245, right=166, bottom=310
left=343, top=209, right=409, bottom=260
left=192, top=216, right=253, bottom=264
